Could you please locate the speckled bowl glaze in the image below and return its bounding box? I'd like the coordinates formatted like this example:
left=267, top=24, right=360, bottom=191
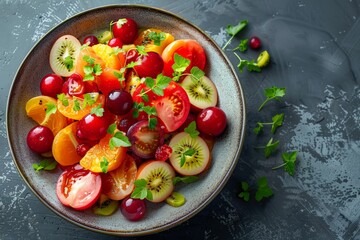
left=6, top=5, right=246, bottom=236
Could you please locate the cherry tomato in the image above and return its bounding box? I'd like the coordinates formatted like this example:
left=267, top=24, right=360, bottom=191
left=101, top=154, right=137, bottom=200
left=133, top=52, right=164, bottom=78
left=40, top=74, right=64, bottom=98
left=127, top=120, right=164, bottom=159
left=196, top=107, right=227, bottom=136
left=56, top=164, right=102, bottom=210
left=26, top=125, right=54, bottom=154
left=112, top=18, right=138, bottom=44
left=62, top=73, right=85, bottom=97
left=162, top=39, right=206, bottom=77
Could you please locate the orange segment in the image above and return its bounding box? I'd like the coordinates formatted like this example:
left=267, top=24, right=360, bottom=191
left=52, top=122, right=82, bottom=166
left=25, top=95, right=67, bottom=135
left=57, top=93, right=105, bottom=120
left=80, top=131, right=128, bottom=173
left=75, top=46, right=106, bottom=78
left=134, top=28, right=175, bottom=55
left=92, top=44, right=124, bottom=69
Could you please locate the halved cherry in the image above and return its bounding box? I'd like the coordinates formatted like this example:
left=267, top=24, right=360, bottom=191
left=127, top=120, right=164, bottom=159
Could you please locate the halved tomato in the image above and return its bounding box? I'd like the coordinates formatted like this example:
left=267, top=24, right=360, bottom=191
left=162, top=39, right=206, bottom=77
left=101, top=154, right=137, bottom=200
left=133, top=28, right=175, bottom=55
left=132, top=81, right=190, bottom=133
left=153, top=81, right=190, bottom=132
left=56, top=164, right=102, bottom=210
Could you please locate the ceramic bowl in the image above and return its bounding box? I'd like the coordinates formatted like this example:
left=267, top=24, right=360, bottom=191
left=6, top=4, right=246, bottom=236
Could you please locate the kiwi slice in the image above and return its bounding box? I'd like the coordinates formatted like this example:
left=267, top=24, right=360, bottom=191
left=49, top=35, right=81, bottom=77
left=97, top=30, right=113, bottom=44
left=180, top=75, right=218, bottom=111
left=136, top=160, right=175, bottom=203
left=257, top=50, right=270, bottom=68
left=166, top=192, right=186, bottom=207
left=169, top=132, right=210, bottom=176
left=92, top=194, right=118, bottom=216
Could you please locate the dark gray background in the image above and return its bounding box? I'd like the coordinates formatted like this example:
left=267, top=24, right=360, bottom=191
left=1, top=0, right=360, bottom=239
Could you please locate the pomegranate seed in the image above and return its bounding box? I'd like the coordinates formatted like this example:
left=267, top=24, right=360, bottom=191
left=155, top=144, right=173, bottom=161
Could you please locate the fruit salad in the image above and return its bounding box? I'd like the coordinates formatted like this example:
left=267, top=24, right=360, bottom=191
left=25, top=17, right=227, bottom=221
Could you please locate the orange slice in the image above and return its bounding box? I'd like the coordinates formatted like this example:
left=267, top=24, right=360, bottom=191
left=133, top=28, right=174, bottom=55
left=25, top=95, right=67, bottom=136
left=80, top=131, right=128, bottom=173
left=92, top=44, right=124, bottom=69
left=57, top=93, right=105, bottom=120
left=52, top=122, right=82, bottom=166
left=75, top=46, right=106, bottom=78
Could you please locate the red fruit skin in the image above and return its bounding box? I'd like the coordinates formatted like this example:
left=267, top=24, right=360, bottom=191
left=108, top=37, right=123, bottom=48
left=134, top=52, right=164, bottom=78
left=196, top=107, right=227, bottom=136
left=83, top=35, right=99, bottom=46
left=76, top=114, right=109, bottom=141
left=40, top=74, right=64, bottom=98
left=26, top=126, right=54, bottom=154
left=112, top=18, right=138, bottom=44
left=249, top=36, right=261, bottom=49
left=120, top=197, right=146, bottom=221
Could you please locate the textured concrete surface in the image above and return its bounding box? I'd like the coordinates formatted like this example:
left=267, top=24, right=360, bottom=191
left=1, top=0, right=360, bottom=239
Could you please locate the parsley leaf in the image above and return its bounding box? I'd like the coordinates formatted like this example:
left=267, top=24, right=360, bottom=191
left=172, top=53, right=190, bottom=81
left=222, top=20, right=248, bottom=50
left=100, top=157, right=109, bottom=173
left=272, top=151, right=298, bottom=176
left=57, top=93, right=69, bottom=107
left=184, top=121, right=200, bottom=138
left=258, top=86, right=286, bottom=111
left=133, top=102, right=158, bottom=129
left=233, top=39, right=248, bottom=52
left=148, top=117, right=158, bottom=130
left=173, top=176, right=199, bottom=185
left=136, top=45, right=148, bottom=56
left=113, top=71, right=125, bottom=83
left=254, top=113, right=284, bottom=135
left=90, top=105, right=104, bottom=117
left=238, top=181, right=250, bottom=202
left=131, top=179, right=153, bottom=200
left=73, top=99, right=81, bottom=112
left=255, top=177, right=273, bottom=202
left=148, top=31, right=166, bottom=46
left=234, top=52, right=261, bottom=73
left=32, top=159, right=57, bottom=172
left=82, top=55, right=103, bottom=81
left=45, top=102, right=57, bottom=117
left=180, top=148, right=196, bottom=167
left=64, top=56, right=74, bottom=71
left=142, top=74, right=171, bottom=97
left=82, top=93, right=96, bottom=108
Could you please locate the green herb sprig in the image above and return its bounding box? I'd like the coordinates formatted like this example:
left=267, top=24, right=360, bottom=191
left=222, top=20, right=248, bottom=50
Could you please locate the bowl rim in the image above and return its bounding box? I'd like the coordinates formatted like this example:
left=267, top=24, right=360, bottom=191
left=6, top=3, right=246, bottom=236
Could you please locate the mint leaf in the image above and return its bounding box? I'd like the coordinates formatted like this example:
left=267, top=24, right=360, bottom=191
left=148, top=31, right=166, bottom=46
left=184, top=121, right=200, bottom=138
left=258, top=86, right=286, bottom=111
left=131, top=179, right=153, bottom=200
left=64, top=56, right=74, bottom=71
left=255, top=177, right=273, bottom=202
left=82, top=93, right=96, bottom=108
left=264, top=138, right=279, bottom=158
left=107, top=123, right=117, bottom=134
left=180, top=148, right=196, bottom=167
left=73, top=99, right=81, bottom=112
left=109, top=131, right=131, bottom=150
left=57, top=93, right=69, bottom=107
left=172, top=53, right=190, bottom=81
